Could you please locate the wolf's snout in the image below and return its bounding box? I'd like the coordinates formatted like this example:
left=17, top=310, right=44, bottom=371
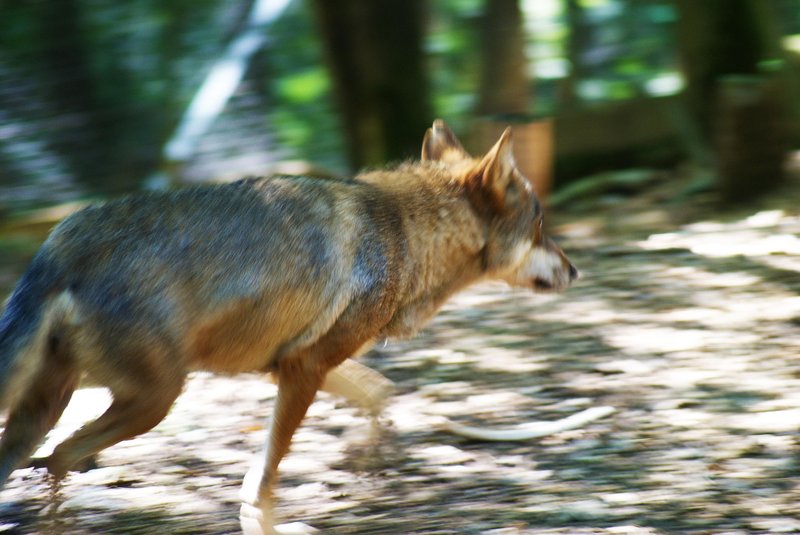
left=568, top=263, right=580, bottom=282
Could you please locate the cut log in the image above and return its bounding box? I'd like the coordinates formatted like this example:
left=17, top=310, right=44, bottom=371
left=473, top=117, right=554, bottom=201
left=715, top=74, right=788, bottom=202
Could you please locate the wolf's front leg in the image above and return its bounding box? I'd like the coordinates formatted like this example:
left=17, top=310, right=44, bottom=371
left=240, top=463, right=318, bottom=534
left=240, top=362, right=323, bottom=535
left=321, top=358, right=394, bottom=424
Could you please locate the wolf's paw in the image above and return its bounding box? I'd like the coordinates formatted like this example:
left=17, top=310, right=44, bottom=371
left=240, top=503, right=318, bottom=535
left=273, top=522, right=319, bottom=534
left=27, top=455, right=68, bottom=481
left=29, top=454, right=99, bottom=474
left=336, top=415, right=398, bottom=473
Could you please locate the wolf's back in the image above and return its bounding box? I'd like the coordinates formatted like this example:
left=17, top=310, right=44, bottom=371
left=0, top=253, right=61, bottom=409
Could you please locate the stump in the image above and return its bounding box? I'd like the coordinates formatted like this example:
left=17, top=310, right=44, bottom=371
left=473, top=117, right=554, bottom=202
left=715, top=75, right=788, bottom=202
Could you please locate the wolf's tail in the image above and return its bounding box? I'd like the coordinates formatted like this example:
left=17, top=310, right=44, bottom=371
left=0, top=253, right=62, bottom=411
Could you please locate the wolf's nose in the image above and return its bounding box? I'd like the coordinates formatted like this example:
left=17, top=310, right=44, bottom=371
left=568, top=263, right=580, bottom=281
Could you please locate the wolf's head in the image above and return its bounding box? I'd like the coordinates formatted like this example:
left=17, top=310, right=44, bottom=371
left=422, top=120, right=578, bottom=293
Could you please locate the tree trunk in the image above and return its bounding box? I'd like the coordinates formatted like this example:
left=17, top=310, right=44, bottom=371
left=475, top=0, right=529, bottom=116
left=312, top=0, right=432, bottom=169
left=472, top=1, right=553, bottom=201
left=674, top=0, right=776, bottom=140
left=674, top=0, right=790, bottom=200
left=715, top=76, right=787, bottom=202
left=34, top=0, right=104, bottom=183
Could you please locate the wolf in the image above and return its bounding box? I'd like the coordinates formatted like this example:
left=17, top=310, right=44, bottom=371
left=0, top=120, right=577, bottom=534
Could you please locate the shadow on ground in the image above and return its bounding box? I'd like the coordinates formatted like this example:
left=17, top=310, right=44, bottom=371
left=1, top=177, right=800, bottom=534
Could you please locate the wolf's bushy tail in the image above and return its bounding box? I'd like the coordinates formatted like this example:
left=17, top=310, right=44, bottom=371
left=0, top=253, right=60, bottom=410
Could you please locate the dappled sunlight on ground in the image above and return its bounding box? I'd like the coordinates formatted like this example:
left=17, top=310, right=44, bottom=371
left=1, top=181, right=800, bottom=533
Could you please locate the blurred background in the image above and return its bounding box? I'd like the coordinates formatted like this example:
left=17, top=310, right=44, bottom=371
left=0, top=0, right=798, bottom=214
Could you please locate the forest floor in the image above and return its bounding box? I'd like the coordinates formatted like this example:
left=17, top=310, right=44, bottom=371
left=1, top=168, right=800, bottom=534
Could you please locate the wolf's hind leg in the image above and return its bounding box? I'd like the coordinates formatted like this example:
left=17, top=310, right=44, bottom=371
left=37, top=356, right=185, bottom=481
left=0, top=360, right=78, bottom=488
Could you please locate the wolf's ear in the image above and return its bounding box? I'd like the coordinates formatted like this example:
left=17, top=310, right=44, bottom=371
left=422, top=119, right=470, bottom=162
left=471, top=127, right=519, bottom=212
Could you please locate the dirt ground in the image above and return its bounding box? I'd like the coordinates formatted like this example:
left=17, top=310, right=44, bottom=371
left=1, top=173, right=800, bottom=534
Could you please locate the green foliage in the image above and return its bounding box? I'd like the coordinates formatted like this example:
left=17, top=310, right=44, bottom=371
left=262, top=0, right=345, bottom=172
left=427, top=0, right=483, bottom=132
left=78, top=0, right=232, bottom=142
left=575, top=0, right=680, bottom=102
left=276, top=69, right=329, bottom=104
left=579, top=0, right=611, bottom=8
left=0, top=2, right=38, bottom=56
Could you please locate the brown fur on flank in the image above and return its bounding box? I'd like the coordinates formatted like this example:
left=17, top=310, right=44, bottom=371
left=0, top=120, right=577, bottom=534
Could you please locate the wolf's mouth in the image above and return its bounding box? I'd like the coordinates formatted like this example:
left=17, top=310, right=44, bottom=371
left=533, top=277, right=553, bottom=291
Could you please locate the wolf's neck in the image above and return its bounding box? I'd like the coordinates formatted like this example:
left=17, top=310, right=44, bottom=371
left=379, top=181, right=487, bottom=338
